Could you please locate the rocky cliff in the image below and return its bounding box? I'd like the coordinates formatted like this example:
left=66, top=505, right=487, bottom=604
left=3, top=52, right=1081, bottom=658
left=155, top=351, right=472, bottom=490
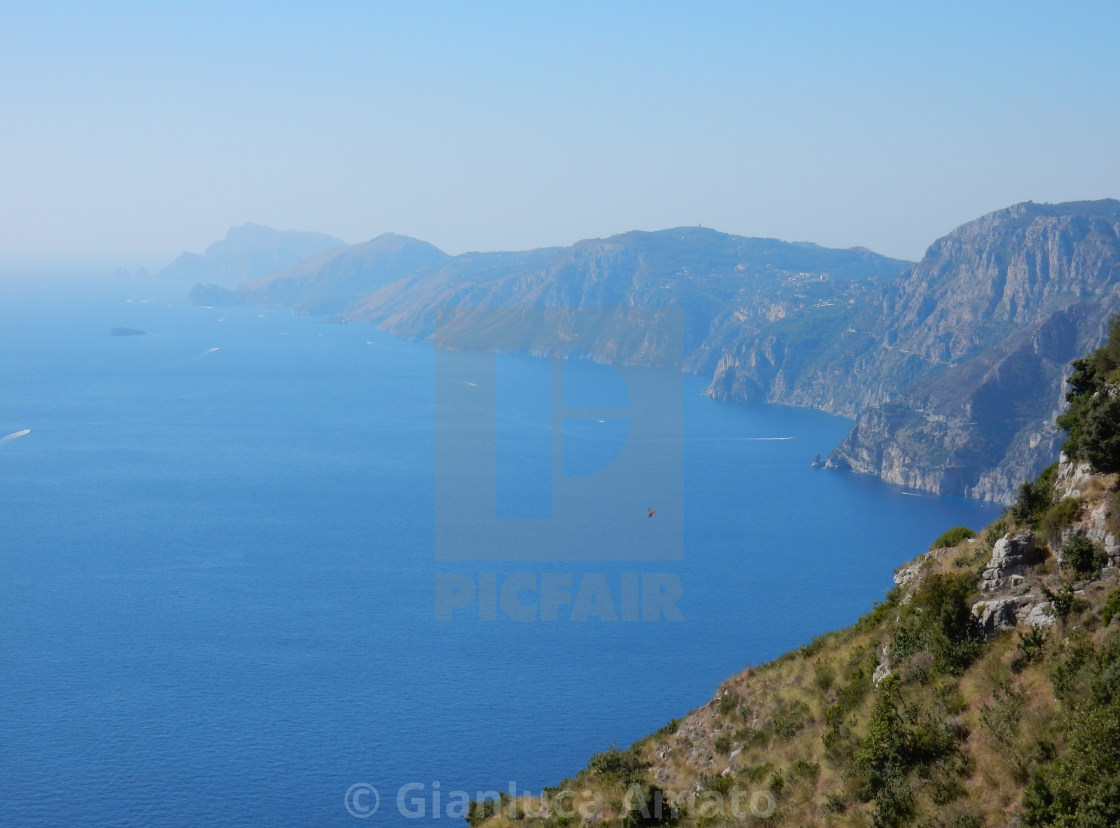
left=826, top=201, right=1120, bottom=502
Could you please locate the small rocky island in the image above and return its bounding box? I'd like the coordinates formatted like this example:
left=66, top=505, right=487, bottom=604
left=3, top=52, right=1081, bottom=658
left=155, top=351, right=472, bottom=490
left=109, top=327, right=146, bottom=337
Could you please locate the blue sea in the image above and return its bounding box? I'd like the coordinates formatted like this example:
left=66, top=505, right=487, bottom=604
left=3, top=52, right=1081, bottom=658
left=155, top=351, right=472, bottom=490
left=0, top=277, right=995, bottom=826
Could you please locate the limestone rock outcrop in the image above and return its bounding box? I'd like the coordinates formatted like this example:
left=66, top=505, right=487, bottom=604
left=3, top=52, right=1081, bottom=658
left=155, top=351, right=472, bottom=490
left=980, top=532, right=1040, bottom=595
left=971, top=530, right=1052, bottom=633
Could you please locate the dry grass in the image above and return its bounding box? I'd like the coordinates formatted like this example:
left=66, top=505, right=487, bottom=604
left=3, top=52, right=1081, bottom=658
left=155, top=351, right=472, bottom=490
left=475, top=469, right=1120, bottom=828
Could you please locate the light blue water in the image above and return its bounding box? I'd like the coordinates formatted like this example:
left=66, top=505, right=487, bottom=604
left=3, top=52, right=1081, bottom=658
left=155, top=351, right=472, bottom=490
left=0, top=278, right=996, bottom=825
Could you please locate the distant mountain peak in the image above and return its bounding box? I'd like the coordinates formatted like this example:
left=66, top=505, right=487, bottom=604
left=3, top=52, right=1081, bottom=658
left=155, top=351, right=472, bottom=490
left=194, top=232, right=450, bottom=316
left=351, top=232, right=443, bottom=252
left=160, top=224, right=347, bottom=286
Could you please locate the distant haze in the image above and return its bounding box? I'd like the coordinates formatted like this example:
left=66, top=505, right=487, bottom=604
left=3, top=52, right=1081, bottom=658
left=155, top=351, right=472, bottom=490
left=1, top=2, right=1118, bottom=269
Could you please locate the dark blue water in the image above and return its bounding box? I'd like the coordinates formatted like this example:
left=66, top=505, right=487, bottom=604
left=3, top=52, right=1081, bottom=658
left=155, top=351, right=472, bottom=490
left=0, top=278, right=995, bottom=825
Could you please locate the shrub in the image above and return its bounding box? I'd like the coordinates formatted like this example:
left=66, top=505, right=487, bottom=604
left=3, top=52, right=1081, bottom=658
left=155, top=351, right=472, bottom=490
left=930, top=526, right=976, bottom=550
left=791, top=759, right=820, bottom=782
left=1011, top=465, right=1057, bottom=528
left=588, top=745, right=648, bottom=782
left=813, top=664, right=836, bottom=692
left=772, top=700, right=812, bottom=738
left=872, top=776, right=915, bottom=828
left=768, top=769, right=785, bottom=796
left=655, top=718, right=680, bottom=737
left=899, top=650, right=935, bottom=684
left=927, top=775, right=965, bottom=805
left=1023, top=676, right=1120, bottom=825
left=740, top=762, right=773, bottom=782
left=622, top=784, right=678, bottom=827
left=1057, top=315, right=1120, bottom=472
left=1102, top=587, right=1120, bottom=627
left=1051, top=630, right=1095, bottom=700
left=1038, top=497, right=1082, bottom=539
left=856, top=677, right=957, bottom=800
left=1011, top=626, right=1049, bottom=672
left=1077, top=392, right=1120, bottom=473
left=467, top=797, right=502, bottom=826
left=825, top=647, right=873, bottom=727
left=717, top=693, right=741, bottom=716
left=983, top=517, right=1010, bottom=548
left=1060, top=535, right=1107, bottom=576
left=1042, top=581, right=1083, bottom=621
left=733, top=726, right=767, bottom=748
left=890, top=572, right=984, bottom=676
left=704, top=773, right=735, bottom=795
left=856, top=599, right=898, bottom=635
left=800, top=633, right=829, bottom=657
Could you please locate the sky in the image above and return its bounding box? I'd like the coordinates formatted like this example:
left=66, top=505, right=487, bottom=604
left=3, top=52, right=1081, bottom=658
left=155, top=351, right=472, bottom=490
left=2, top=0, right=1119, bottom=270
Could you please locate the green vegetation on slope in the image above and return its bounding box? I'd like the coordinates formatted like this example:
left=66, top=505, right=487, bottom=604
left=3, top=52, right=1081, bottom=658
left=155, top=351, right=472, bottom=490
left=469, top=329, right=1120, bottom=828
left=1058, top=315, right=1120, bottom=474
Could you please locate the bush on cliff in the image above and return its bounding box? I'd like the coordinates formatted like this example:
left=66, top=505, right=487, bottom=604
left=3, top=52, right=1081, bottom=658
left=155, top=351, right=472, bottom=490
left=930, top=526, right=975, bottom=550
left=1058, top=315, right=1120, bottom=474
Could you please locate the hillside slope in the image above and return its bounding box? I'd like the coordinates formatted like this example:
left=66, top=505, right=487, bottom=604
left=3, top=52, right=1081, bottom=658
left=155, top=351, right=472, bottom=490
left=467, top=477, right=1120, bottom=828
left=466, top=330, right=1120, bottom=828
left=347, top=229, right=909, bottom=386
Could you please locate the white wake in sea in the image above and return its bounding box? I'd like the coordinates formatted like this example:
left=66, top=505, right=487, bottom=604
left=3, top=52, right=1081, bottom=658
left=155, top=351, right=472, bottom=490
left=1, top=428, right=31, bottom=444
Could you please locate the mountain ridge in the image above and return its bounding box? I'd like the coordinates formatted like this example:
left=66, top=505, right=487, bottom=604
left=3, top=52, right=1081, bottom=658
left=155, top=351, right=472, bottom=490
left=183, top=200, right=1120, bottom=503
left=824, top=200, right=1120, bottom=501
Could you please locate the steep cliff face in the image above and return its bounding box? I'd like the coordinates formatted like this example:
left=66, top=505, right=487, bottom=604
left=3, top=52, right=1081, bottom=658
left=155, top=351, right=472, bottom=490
left=702, top=310, right=885, bottom=416
left=707, top=201, right=1120, bottom=411
left=827, top=201, right=1120, bottom=503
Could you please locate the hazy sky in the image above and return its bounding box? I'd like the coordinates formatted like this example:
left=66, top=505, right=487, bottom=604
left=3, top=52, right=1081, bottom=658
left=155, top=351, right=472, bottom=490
left=2, top=1, right=1118, bottom=268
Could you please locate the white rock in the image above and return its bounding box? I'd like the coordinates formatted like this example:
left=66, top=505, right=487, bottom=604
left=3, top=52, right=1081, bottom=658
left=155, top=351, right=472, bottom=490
left=1020, top=602, right=1055, bottom=628
left=974, top=596, right=1022, bottom=633
left=981, top=531, right=1037, bottom=594
left=973, top=594, right=1054, bottom=633
left=893, top=558, right=925, bottom=589
left=1054, top=455, right=1095, bottom=500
